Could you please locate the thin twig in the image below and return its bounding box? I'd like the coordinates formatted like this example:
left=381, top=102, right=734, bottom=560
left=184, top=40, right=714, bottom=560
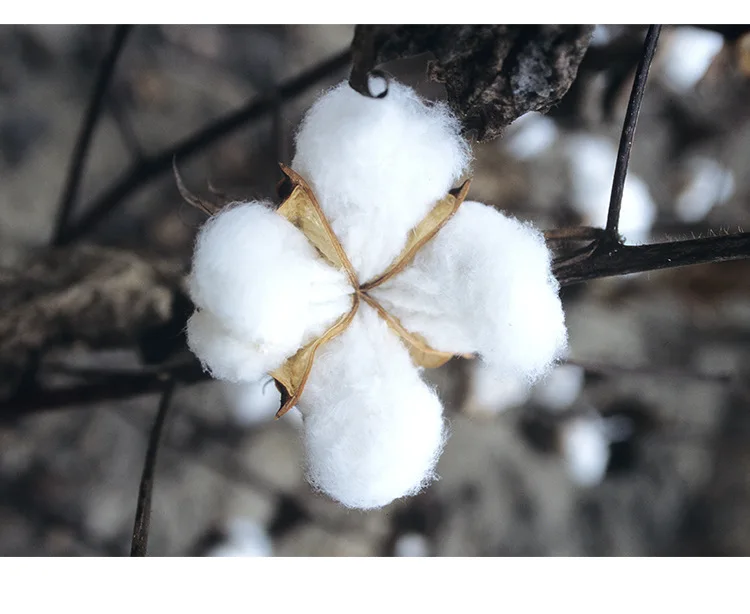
left=565, top=358, right=734, bottom=384
left=57, top=49, right=350, bottom=245
left=553, top=231, right=750, bottom=285
left=605, top=25, right=661, bottom=239
left=130, top=377, right=176, bottom=557
left=52, top=25, right=134, bottom=246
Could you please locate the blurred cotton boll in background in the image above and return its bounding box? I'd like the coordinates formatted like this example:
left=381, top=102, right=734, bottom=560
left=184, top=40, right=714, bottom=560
left=205, top=518, right=273, bottom=557
left=565, top=133, right=656, bottom=245
left=659, top=27, right=724, bottom=93
left=220, top=379, right=302, bottom=428
left=463, top=361, right=531, bottom=416
left=531, top=364, right=585, bottom=413
left=561, top=412, right=611, bottom=487
left=675, top=155, right=735, bottom=223
left=503, top=112, right=559, bottom=161
left=393, top=532, right=430, bottom=557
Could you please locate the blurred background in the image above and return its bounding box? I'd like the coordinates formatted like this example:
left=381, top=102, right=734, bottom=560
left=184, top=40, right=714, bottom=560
left=1, top=24, right=749, bottom=556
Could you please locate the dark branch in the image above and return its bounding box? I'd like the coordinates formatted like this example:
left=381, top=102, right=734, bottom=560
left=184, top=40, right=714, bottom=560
left=554, top=232, right=750, bottom=286
left=605, top=25, right=661, bottom=238
left=57, top=49, right=350, bottom=245
left=52, top=25, right=134, bottom=246
left=130, top=377, right=175, bottom=557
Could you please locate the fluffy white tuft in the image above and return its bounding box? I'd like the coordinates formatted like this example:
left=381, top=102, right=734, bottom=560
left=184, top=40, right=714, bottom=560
left=372, top=201, right=567, bottom=381
left=565, top=133, right=656, bottom=245
left=187, top=201, right=352, bottom=381
left=297, top=305, right=447, bottom=510
left=661, top=27, right=724, bottom=92
left=531, top=364, right=585, bottom=412
left=292, top=80, right=471, bottom=282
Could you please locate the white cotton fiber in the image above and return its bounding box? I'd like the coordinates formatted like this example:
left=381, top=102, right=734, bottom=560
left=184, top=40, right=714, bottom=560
left=292, top=80, right=471, bottom=282
left=394, top=532, right=430, bottom=557
left=463, top=361, right=531, bottom=416
left=371, top=201, right=567, bottom=381
left=661, top=27, right=724, bottom=92
left=220, top=378, right=281, bottom=426
left=297, top=305, right=447, bottom=510
left=531, top=363, right=585, bottom=413
left=187, top=201, right=352, bottom=380
left=565, top=133, right=656, bottom=245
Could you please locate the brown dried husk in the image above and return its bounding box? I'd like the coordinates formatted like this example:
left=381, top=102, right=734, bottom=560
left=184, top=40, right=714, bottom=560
left=270, top=164, right=471, bottom=417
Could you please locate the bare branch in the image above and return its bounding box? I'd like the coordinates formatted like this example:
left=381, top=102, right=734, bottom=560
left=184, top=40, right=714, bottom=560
left=52, top=25, right=134, bottom=246
left=130, top=377, right=175, bottom=557
left=605, top=25, right=661, bottom=238
left=57, top=49, right=350, bottom=245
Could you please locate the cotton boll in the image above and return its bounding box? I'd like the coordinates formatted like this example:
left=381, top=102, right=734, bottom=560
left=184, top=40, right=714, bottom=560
left=675, top=155, right=735, bottom=223
left=394, top=532, right=430, bottom=557
left=661, top=27, right=724, bottom=92
left=298, top=305, right=446, bottom=510
left=531, top=364, right=585, bottom=413
left=188, top=201, right=352, bottom=372
left=206, top=518, right=273, bottom=557
left=561, top=413, right=610, bottom=487
left=503, top=112, right=559, bottom=160
left=292, top=80, right=471, bottom=282
left=463, top=361, right=531, bottom=416
left=565, top=134, right=656, bottom=244
left=372, top=201, right=567, bottom=381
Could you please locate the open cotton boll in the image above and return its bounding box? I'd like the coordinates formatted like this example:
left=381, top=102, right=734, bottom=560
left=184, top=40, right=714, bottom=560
left=561, top=413, right=610, bottom=487
left=206, top=518, right=273, bottom=557
left=531, top=364, right=585, bottom=413
left=660, top=27, right=723, bottom=92
left=297, top=305, right=446, bottom=510
left=503, top=112, right=559, bottom=160
left=675, top=155, right=735, bottom=223
left=189, top=201, right=352, bottom=366
left=371, top=201, right=567, bottom=381
left=292, top=80, right=471, bottom=282
left=463, top=361, right=531, bottom=416
left=565, top=134, right=656, bottom=244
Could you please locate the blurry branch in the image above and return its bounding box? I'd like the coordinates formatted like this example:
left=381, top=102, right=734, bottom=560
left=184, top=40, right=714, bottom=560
left=605, top=25, right=660, bottom=237
left=564, top=358, right=735, bottom=385
left=130, top=378, right=175, bottom=556
left=57, top=49, right=350, bottom=245
left=52, top=25, right=134, bottom=246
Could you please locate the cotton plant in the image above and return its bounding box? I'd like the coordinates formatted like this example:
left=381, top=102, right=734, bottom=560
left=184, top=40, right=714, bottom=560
left=186, top=79, right=567, bottom=510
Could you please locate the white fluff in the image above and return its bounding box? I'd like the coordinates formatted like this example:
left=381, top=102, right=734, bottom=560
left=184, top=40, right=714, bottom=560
left=661, top=27, right=724, bottom=92
left=565, top=133, right=656, bottom=245
left=561, top=413, right=610, bottom=487
left=206, top=518, right=273, bottom=557
left=372, top=201, right=567, bottom=381
left=675, top=155, right=735, bottom=223
left=187, top=202, right=352, bottom=381
left=292, top=81, right=471, bottom=282
left=463, top=361, right=531, bottom=416
left=394, top=532, right=430, bottom=557
left=298, top=305, right=447, bottom=510
left=531, top=364, right=585, bottom=413
left=504, top=112, right=559, bottom=160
